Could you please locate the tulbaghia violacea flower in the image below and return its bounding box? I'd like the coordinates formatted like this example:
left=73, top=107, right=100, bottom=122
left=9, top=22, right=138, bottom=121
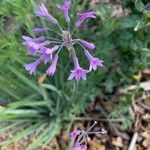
left=74, top=142, right=87, bottom=150
left=24, top=57, right=43, bottom=75
left=68, top=57, right=88, bottom=81
left=71, top=121, right=107, bottom=150
left=46, top=54, right=59, bottom=76
left=79, top=40, right=95, bottom=50
left=45, top=45, right=60, bottom=55
left=101, top=128, right=108, bottom=134
left=71, top=130, right=81, bottom=140
left=41, top=45, right=60, bottom=64
left=75, top=11, right=96, bottom=27
left=22, top=36, right=45, bottom=43
left=22, top=36, right=50, bottom=55
left=56, top=0, right=71, bottom=22
left=23, top=2, right=103, bottom=80
left=36, top=3, right=58, bottom=24
left=84, top=50, right=103, bottom=71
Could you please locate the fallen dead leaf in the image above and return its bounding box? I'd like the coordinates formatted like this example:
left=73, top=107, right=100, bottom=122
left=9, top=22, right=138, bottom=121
left=112, top=137, right=123, bottom=147
left=88, top=138, right=106, bottom=150
left=142, top=113, right=150, bottom=120
left=142, top=138, right=150, bottom=148
left=142, top=131, right=150, bottom=139
left=38, top=73, right=46, bottom=84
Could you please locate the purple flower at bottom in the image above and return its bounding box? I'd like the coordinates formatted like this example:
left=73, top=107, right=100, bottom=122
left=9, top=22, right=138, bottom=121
left=36, top=3, right=58, bottom=25
left=70, top=130, right=81, bottom=140
left=56, top=0, right=71, bottom=22
left=100, top=128, right=107, bottom=134
left=46, top=54, right=59, bottom=76
left=75, top=11, right=96, bottom=27
left=24, top=57, right=43, bottom=75
left=84, top=50, right=103, bottom=71
left=79, top=40, right=95, bottom=50
left=74, top=142, right=87, bottom=150
left=68, top=57, right=88, bottom=81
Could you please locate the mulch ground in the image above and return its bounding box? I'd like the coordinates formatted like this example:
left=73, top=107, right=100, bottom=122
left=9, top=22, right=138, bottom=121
left=0, top=69, right=150, bottom=150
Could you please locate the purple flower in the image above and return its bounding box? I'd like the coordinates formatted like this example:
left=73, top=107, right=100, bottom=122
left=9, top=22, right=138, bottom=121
left=23, top=40, right=49, bottom=56
left=56, top=0, right=71, bottom=22
left=41, top=45, right=59, bottom=64
left=42, top=53, right=52, bottom=64
left=23, top=41, right=40, bottom=55
left=74, top=142, right=87, bottom=150
left=68, top=57, right=88, bottom=81
left=39, top=41, right=50, bottom=47
left=24, top=57, right=43, bottom=75
left=46, top=54, right=59, bottom=76
left=75, top=11, right=96, bottom=27
left=36, top=3, right=58, bottom=24
left=32, top=28, right=49, bottom=34
left=79, top=40, right=95, bottom=50
left=70, top=130, right=81, bottom=140
left=100, top=128, right=107, bottom=134
left=22, top=35, right=32, bottom=41
left=22, top=36, right=45, bottom=43
left=22, top=36, right=50, bottom=55
left=45, top=45, right=59, bottom=54
left=84, top=50, right=103, bottom=71
left=39, top=47, right=52, bottom=64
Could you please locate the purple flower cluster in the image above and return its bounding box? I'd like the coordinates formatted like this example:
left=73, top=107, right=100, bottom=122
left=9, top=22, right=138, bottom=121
left=70, top=121, right=107, bottom=150
left=23, top=0, right=103, bottom=81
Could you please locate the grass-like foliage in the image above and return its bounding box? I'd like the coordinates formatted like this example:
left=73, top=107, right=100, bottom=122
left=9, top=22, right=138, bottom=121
left=0, top=0, right=150, bottom=149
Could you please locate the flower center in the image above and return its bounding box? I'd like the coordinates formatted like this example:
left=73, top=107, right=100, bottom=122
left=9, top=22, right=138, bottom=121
left=61, top=30, right=73, bottom=49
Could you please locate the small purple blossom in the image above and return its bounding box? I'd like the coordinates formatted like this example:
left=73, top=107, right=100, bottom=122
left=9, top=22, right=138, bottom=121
left=32, top=28, right=49, bottom=34
left=41, top=45, right=59, bottom=64
left=22, top=36, right=50, bottom=55
left=79, top=40, right=95, bottom=50
left=74, top=142, right=87, bottom=150
left=22, top=36, right=45, bottom=43
left=36, top=3, right=58, bottom=24
left=46, top=54, right=59, bottom=76
left=71, top=122, right=107, bottom=150
left=40, top=47, right=53, bottom=64
left=71, top=130, right=81, bottom=140
left=100, top=128, right=108, bottom=134
left=68, top=68, right=87, bottom=81
left=39, top=41, right=50, bottom=47
left=56, top=0, right=71, bottom=22
left=23, top=41, right=40, bottom=55
left=24, top=57, right=43, bottom=75
left=45, top=45, right=59, bottom=54
left=84, top=50, right=103, bottom=71
left=75, top=11, right=96, bottom=27
left=68, top=57, right=87, bottom=81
